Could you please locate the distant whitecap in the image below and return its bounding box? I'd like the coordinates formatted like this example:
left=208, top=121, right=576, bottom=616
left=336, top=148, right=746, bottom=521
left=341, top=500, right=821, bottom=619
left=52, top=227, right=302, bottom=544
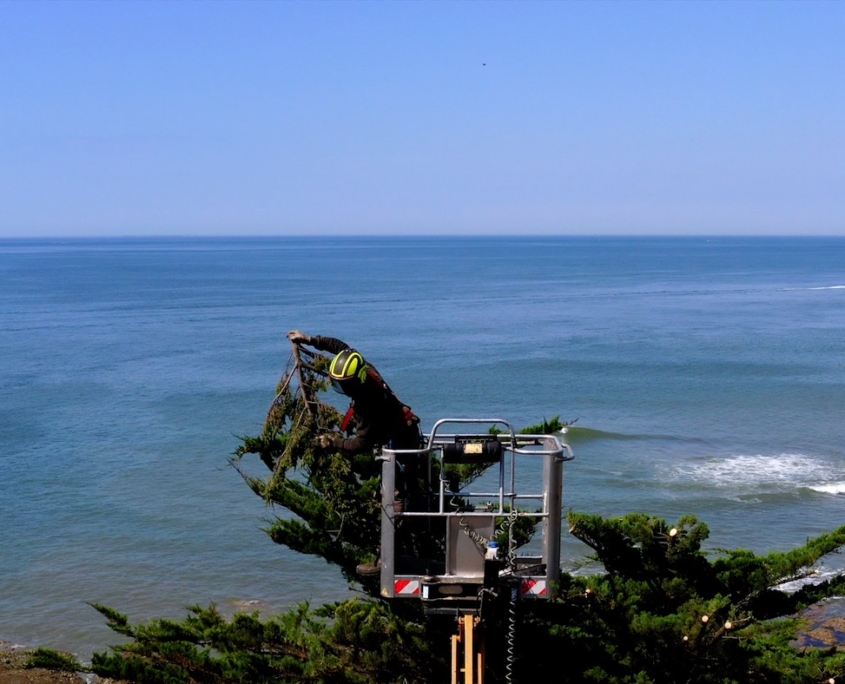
left=783, top=285, right=845, bottom=291
left=670, top=453, right=835, bottom=491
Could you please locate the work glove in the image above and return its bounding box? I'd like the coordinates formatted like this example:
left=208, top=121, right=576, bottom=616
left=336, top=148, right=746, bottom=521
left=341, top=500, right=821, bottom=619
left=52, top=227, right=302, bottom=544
left=317, top=434, right=339, bottom=450
left=287, top=330, right=312, bottom=345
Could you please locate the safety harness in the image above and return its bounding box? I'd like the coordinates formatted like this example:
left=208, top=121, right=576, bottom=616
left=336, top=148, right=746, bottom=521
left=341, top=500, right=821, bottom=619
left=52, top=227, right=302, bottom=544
left=340, top=364, right=419, bottom=435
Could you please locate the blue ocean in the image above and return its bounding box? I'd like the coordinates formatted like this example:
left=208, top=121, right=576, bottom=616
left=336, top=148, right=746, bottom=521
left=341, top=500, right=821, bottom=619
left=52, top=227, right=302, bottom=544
left=2, top=236, right=845, bottom=659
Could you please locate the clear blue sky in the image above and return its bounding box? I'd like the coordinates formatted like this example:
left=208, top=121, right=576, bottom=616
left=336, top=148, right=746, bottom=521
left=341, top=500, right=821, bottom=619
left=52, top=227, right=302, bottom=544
left=1, top=1, right=843, bottom=237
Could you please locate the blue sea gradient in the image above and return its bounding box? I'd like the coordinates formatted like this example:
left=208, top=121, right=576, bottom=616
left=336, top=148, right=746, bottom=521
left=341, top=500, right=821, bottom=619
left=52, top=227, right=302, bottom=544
left=2, top=236, right=845, bottom=658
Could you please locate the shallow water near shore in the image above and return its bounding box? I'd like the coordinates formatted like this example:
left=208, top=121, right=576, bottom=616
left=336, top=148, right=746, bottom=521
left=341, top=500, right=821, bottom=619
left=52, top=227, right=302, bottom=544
left=2, top=235, right=845, bottom=659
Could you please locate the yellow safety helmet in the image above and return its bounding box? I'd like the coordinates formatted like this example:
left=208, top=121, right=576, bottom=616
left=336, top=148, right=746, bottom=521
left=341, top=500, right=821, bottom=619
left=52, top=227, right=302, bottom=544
left=329, top=349, right=368, bottom=393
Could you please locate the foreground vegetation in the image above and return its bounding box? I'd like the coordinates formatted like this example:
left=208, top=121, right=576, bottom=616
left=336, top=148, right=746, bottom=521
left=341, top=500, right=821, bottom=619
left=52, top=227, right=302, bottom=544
left=81, top=515, right=845, bottom=683
left=41, top=345, right=845, bottom=682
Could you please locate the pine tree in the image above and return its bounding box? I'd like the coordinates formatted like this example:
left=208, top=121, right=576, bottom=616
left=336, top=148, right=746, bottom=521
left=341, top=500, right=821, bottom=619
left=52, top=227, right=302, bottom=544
left=232, top=344, right=385, bottom=581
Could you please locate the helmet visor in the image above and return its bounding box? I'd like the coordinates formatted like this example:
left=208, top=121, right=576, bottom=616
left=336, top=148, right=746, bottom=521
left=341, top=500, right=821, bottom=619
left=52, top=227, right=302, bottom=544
left=331, top=378, right=354, bottom=396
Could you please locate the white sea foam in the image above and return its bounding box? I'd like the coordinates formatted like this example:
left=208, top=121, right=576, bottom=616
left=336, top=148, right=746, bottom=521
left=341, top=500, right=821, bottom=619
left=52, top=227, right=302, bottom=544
left=670, top=453, right=837, bottom=491
left=783, top=285, right=845, bottom=291
left=776, top=568, right=844, bottom=593
left=808, top=482, right=845, bottom=495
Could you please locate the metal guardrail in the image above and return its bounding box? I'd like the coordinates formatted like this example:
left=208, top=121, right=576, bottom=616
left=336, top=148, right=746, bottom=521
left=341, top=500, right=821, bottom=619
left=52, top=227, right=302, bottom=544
left=379, top=418, right=574, bottom=603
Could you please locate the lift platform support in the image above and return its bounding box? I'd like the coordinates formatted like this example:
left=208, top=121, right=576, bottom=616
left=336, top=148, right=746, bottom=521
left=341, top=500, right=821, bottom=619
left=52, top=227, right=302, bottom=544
left=452, top=613, right=483, bottom=684
left=377, top=418, right=574, bottom=683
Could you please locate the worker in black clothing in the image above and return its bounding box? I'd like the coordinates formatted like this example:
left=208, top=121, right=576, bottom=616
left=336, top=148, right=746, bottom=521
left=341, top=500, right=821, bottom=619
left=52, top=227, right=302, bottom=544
left=286, top=330, right=421, bottom=454
left=287, top=331, right=423, bottom=576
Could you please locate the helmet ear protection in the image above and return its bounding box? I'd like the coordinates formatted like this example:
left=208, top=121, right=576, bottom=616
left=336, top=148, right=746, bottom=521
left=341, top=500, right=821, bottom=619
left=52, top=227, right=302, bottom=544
left=329, top=349, right=368, bottom=384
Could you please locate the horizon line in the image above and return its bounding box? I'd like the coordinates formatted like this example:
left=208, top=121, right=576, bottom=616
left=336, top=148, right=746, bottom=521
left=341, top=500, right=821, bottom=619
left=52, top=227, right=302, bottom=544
left=2, top=232, right=845, bottom=241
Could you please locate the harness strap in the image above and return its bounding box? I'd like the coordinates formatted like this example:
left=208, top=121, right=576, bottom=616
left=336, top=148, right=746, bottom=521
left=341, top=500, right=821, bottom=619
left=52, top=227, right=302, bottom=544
left=365, top=366, right=419, bottom=427
left=340, top=405, right=355, bottom=433
left=402, top=404, right=419, bottom=427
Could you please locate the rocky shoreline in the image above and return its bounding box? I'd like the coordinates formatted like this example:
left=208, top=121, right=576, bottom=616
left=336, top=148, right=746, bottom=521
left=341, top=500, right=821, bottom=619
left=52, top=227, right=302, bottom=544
left=0, top=642, right=123, bottom=684
left=0, top=644, right=84, bottom=684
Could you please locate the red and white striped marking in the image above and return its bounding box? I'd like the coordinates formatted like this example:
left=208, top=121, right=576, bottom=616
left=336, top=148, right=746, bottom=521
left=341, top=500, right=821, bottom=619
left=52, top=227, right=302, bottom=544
left=520, top=579, right=547, bottom=598
left=394, top=579, right=420, bottom=596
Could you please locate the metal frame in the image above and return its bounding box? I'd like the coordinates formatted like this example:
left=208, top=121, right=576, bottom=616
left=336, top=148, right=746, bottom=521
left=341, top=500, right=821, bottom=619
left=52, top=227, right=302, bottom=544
left=379, top=418, right=574, bottom=604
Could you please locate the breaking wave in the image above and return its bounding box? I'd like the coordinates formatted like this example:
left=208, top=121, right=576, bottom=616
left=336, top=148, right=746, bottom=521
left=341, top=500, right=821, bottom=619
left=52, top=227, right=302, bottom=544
left=668, top=453, right=844, bottom=494
left=808, top=482, right=845, bottom=495
left=563, top=426, right=697, bottom=445
left=783, top=285, right=845, bottom=291
left=563, top=426, right=638, bottom=443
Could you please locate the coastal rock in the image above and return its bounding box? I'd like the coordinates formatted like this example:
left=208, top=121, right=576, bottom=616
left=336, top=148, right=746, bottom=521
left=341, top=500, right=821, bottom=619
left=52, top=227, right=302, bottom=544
left=792, top=597, right=845, bottom=650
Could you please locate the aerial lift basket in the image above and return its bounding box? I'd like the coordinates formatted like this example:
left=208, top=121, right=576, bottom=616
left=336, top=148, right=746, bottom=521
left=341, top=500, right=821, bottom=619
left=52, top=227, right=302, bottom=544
left=377, top=418, right=573, bottom=610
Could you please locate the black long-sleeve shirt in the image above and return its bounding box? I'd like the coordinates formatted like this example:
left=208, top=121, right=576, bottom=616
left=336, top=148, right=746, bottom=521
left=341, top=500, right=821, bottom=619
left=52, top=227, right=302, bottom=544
left=310, top=336, right=420, bottom=453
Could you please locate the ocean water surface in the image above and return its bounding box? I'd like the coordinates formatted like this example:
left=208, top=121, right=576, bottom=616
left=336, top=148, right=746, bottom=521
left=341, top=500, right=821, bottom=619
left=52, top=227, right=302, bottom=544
left=2, top=236, right=845, bottom=658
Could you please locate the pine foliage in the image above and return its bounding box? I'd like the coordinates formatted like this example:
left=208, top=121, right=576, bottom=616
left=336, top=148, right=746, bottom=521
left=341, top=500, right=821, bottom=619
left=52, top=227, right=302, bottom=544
left=89, top=601, right=439, bottom=683
left=231, top=345, right=384, bottom=581
left=514, top=512, right=845, bottom=683
left=24, top=647, right=83, bottom=672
